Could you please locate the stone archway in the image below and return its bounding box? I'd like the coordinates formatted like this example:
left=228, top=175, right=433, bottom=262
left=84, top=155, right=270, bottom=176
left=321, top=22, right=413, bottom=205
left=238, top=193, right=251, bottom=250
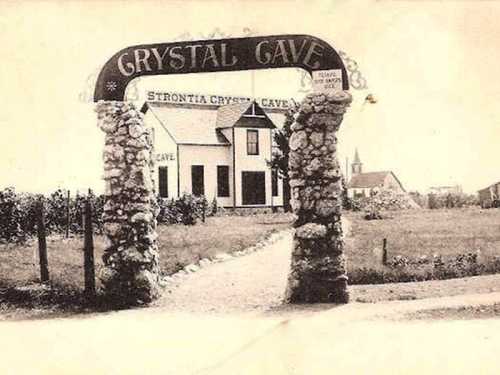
left=94, top=34, right=351, bottom=304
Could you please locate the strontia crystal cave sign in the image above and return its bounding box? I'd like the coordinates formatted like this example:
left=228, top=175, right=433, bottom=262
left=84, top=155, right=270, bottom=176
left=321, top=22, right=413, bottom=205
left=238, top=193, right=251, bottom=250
left=94, top=34, right=349, bottom=101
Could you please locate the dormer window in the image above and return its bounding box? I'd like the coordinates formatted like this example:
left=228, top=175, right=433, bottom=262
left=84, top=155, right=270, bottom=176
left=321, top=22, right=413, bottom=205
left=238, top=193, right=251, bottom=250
left=242, top=102, right=266, bottom=118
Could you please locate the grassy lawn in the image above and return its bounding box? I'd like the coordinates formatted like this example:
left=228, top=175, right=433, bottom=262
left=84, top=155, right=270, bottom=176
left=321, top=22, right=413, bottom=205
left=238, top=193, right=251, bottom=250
left=0, top=213, right=292, bottom=317
left=2, top=207, right=500, bottom=319
left=344, top=208, right=500, bottom=283
left=2, top=208, right=499, bottom=293
left=0, top=213, right=293, bottom=292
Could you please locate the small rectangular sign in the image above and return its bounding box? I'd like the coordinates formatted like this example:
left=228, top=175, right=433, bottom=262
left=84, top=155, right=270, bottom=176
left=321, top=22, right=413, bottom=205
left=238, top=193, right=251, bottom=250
left=312, top=69, right=343, bottom=94
left=146, top=91, right=292, bottom=111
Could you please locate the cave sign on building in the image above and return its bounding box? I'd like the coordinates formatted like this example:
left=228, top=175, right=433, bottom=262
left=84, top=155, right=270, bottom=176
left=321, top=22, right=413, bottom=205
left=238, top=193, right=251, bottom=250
left=142, top=100, right=283, bottom=208
left=347, top=149, right=406, bottom=198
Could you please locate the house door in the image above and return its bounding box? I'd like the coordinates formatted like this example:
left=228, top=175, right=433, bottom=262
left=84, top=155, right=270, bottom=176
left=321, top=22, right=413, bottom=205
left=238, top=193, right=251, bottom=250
left=242, top=171, right=266, bottom=205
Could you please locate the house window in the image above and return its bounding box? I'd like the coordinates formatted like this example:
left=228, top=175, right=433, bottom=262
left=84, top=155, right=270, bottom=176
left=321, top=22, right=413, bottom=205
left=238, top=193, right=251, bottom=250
left=271, top=169, right=279, bottom=197
left=217, top=166, right=230, bottom=197
left=191, top=165, right=204, bottom=196
left=247, top=130, right=259, bottom=155
left=158, top=166, right=168, bottom=198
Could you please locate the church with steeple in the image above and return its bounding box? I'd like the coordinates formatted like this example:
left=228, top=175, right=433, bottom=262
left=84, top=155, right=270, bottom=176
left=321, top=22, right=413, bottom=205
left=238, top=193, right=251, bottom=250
left=347, top=149, right=406, bottom=198
left=351, top=148, right=363, bottom=176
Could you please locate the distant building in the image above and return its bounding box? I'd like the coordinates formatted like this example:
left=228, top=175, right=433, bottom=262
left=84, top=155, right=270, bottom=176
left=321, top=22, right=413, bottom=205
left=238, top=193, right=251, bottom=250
left=142, top=99, right=285, bottom=209
left=347, top=149, right=406, bottom=198
left=478, top=181, right=500, bottom=208
left=428, top=185, right=463, bottom=195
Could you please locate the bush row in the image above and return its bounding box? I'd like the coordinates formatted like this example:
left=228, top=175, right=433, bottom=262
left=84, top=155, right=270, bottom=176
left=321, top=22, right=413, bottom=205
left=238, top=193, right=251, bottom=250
left=410, top=192, right=479, bottom=209
left=157, top=194, right=218, bottom=225
left=0, top=188, right=217, bottom=244
left=0, top=188, right=104, bottom=244
left=343, top=189, right=420, bottom=213
left=343, top=190, right=480, bottom=217
left=349, top=251, right=500, bottom=285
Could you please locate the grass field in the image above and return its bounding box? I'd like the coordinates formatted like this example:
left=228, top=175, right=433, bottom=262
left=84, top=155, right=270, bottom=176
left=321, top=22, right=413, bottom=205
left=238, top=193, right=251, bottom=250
left=344, top=208, right=500, bottom=283
left=0, top=214, right=293, bottom=294
left=2, top=208, right=500, bottom=318
left=2, top=208, right=500, bottom=291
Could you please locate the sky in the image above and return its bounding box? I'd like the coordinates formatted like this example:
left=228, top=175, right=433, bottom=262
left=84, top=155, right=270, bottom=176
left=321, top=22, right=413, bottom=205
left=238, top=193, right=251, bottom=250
left=0, top=0, right=499, bottom=194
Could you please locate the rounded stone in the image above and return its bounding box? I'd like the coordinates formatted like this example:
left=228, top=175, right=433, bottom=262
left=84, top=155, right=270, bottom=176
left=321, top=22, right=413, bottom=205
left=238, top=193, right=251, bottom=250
left=327, top=90, right=353, bottom=104
left=103, top=222, right=121, bottom=237
left=133, top=270, right=161, bottom=303
left=291, top=122, right=304, bottom=132
left=289, top=130, right=308, bottom=151
left=129, top=124, right=144, bottom=139
left=295, top=223, right=328, bottom=239
left=131, top=212, right=153, bottom=224
left=316, top=200, right=338, bottom=217
left=310, top=132, right=324, bottom=148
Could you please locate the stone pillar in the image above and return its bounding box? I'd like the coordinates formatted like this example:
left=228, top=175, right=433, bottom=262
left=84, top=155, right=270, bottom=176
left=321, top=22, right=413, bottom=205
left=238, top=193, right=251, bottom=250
left=285, top=91, right=352, bottom=304
left=96, top=101, right=161, bottom=305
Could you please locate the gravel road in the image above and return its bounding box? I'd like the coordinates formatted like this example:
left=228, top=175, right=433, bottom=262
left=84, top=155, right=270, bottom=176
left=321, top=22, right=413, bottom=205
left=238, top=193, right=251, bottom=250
left=156, top=230, right=293, bottom=314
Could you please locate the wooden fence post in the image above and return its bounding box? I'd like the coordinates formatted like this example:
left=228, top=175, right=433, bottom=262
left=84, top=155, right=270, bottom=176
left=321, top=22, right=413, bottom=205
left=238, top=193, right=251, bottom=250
left=83, top=197, right=96, bottom=299
left=36, top=198, right=49, bottom=283
left=65, top=189, right=70, bottom=238
left=382, top=238, right=388, bottom=265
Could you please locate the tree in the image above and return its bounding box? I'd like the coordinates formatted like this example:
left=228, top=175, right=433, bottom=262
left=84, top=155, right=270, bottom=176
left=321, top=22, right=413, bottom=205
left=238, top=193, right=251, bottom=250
left=269, top=102, right=299, bottom=212
left=428, top=193, right=438, bottom=209
left=341, top=175, right=351, bottom=210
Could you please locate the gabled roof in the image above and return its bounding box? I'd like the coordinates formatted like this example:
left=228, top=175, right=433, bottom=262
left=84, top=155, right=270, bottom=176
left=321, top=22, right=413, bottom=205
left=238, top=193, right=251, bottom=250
left=216, top=101, right=253, bottom=128
left=478, top=181, right=500, bottom=193
left=216, top=101, right=276, bottom=129
left=144, top=100, right=277, bottom=146
left=348, top=171, right=402, bottom=189
left=144, top=102, right=230, bottom=146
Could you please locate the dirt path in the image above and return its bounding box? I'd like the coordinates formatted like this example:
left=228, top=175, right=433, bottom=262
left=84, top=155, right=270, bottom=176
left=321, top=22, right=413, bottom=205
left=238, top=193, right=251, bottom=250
left=156, top=230, right=293, bottom=314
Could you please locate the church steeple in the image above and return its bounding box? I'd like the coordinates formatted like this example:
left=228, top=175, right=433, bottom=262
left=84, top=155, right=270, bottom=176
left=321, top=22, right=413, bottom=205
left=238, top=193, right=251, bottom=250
left=352, top=148, right=363, bottom=175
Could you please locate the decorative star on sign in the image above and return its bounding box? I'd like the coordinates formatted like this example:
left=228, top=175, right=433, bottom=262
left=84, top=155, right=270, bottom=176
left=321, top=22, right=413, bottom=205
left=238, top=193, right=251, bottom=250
left=106, top=81, right=118, bottom=91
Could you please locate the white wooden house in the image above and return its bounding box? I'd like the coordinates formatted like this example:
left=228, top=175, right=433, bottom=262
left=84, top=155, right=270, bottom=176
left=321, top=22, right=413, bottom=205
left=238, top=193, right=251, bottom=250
left=142, top=100, right=284, bottom=208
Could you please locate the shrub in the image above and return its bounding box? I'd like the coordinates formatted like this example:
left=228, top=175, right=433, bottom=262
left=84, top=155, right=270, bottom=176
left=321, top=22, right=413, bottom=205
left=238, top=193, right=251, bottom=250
left=195, top=196, right=209, bottom=221
left=0, top=188, right=104, bottom=243
left=364, top=208, right=384, bottom=220
left=156, top=197, right=181, bottom=224
left=349, top=250, right=497, bottom=285
left=156, top=194, right=208, bottom=225
left=209, top=196, right=218, bottom=217
left=349, top=266, right=431, bottom=285
left=352, top=189, right=419, bottom=212
left=0, top=188, right=250, bottom=244
left=177, top=194, right=197, bottom=225
left=428, top=193, right=479, bottom=209
left=0, top=188, right=30, bottom=243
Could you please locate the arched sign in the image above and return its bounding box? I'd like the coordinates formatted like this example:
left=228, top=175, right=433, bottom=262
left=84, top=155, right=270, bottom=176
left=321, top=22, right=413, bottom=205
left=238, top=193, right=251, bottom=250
left=94, top=34, right=349, bottom=101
